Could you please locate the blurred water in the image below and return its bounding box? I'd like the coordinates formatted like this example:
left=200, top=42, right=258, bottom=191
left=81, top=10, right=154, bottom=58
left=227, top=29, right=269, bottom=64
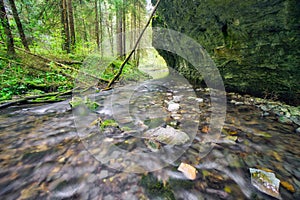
left=0, top=83, right=299, bottom=199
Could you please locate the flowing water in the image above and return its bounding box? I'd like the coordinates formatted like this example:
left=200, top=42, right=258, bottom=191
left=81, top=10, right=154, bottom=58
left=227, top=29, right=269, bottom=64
left=0, top=76, right=299, bottom=200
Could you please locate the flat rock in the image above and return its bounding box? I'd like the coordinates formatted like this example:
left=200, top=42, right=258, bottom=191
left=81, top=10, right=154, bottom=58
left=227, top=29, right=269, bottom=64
left=167, top=102, right=180, bottom=112
left=143, top=125, right=189, bottom=145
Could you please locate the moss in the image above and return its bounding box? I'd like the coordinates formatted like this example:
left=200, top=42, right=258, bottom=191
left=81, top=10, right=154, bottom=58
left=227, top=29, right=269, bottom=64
left=140, top=174, right=175, bottom=200
left=69, top=96, right=99, bottom=111
left=100, top=119, right=119, bottom=130
left=152, top=0, right=300, bottom=105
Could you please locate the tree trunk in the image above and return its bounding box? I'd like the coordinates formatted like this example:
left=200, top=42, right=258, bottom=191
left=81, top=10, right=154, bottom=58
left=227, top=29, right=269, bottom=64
left=8, top=0, right=30, bottom=52
left=67, top=0, right=75, bottom=50
left=136, top=0, right=141, bottom=66
left=122, top=0, right=126, bottom=56
left=61, top=0, right=70, bottom=53
left=133, top=0, right=137, bottom=59
left=104, top=1, right=113, bottom=55
left=95, top=0, right=100, bottom=50
left=99, top=0, right=103, bottom=57
left=0, top=0, right=15, bottom=55
left=116, top=4, right=123, bottom=57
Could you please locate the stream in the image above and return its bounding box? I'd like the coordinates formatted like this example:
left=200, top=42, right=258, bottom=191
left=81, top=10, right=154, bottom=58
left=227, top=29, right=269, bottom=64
left=0, top=74, right=300, bottom=200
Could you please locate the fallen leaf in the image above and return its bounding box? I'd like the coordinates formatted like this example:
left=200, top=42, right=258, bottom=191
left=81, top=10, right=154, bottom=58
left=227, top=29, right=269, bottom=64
left=51, top=167, right=60, bottom=173
left=229, top=130, right=238, bottom=135
left=224, top=185, right=232, bottom=193
left=281, top=181, right=295, bottom=193
left=201, top=126, right=209, bottom=133
left=178, top=163, right=197, bottom=180
left=272, top=152, right=282, bottom=162
left=249, top=168, right=281, bottom=199
left=258, top=167, right=274, bottom=173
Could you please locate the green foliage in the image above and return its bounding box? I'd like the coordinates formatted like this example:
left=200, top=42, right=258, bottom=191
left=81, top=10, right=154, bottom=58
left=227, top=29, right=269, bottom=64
left=140, top=174, right=175, bottom=200
left=69, top=96, right=99, bottom=111
left=0, top=0, right=149, bottom=104
left=0, top=50, right=74, bottom=102
left=100, top=119, right=119, bottom=130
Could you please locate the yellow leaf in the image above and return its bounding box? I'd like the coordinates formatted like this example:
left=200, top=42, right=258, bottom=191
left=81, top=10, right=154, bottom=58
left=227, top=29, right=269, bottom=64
left=177, top=163, right=197, bottom=180
left=51, top=167, right=60, bottom=173
left=224, top=185, right=232, bottom=193
left=259, top=167, right=274, bottom=173
left=281, top=181, right=295, bottom=193
left=272, top=152, right=282, bottom=162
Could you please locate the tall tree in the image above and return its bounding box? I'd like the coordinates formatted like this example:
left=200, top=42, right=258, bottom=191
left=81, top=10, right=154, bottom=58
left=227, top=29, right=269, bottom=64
left=99, top=0, right=103, bottom=57
left=0, top=0, right=15, bottom=55
left=8, top=0, right=30, bottom=51
left=61, top=0, right=70, bottom=53
left=67, top=0, right=75, bottom=50
left=95, top=0, right=100, bottom=50
left=104, top=1, right=114, bottom=55
left=122, top=0, right=126, bottom=56
left=116, top=0, right=123, bottom=57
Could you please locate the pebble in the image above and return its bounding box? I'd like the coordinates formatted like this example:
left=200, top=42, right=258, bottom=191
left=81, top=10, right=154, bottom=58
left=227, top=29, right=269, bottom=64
left=262, top=112, right=270, bottom=117
left=235, top=102, right=244, bottom=106
left=195, top=98, right=204, bottom=103
left=168, top=102, right=180, bottom=112
left=104, top=195, right=114, bottom=200
left=173, top=95, right=182, bottom=103
left=99, top=170, right=109, bottom=179
left=296, top=127, right=300, bottom=134
left=122, top=191, right=138, bottom=200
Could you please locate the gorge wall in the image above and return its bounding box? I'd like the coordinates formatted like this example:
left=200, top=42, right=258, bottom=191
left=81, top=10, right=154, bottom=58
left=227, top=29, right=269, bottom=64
left=152, top=0, right=300, bottom=105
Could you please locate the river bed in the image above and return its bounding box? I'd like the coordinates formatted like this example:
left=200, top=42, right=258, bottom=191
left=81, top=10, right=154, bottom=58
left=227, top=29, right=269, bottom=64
left=0, top=78, right=299, bottom=199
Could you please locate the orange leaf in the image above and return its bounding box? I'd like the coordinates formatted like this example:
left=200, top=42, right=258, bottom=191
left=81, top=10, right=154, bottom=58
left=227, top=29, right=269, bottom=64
left=201, top=126, right=209, bottom=133
left=178, top=162, right=197, bottom=180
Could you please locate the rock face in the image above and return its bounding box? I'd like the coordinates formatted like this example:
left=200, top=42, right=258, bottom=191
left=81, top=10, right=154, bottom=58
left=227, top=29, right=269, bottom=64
left=152, top=0, right=300, bottom=105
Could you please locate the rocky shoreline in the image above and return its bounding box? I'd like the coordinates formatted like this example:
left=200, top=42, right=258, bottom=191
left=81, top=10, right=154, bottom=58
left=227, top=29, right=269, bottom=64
left=226, top=92, right=300, bottom=133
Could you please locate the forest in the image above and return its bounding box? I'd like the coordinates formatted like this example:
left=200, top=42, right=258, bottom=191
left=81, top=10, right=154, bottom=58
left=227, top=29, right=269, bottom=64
left=0, top=0, right=149, bottom=105
left=0, top=0, right=300, bottom=200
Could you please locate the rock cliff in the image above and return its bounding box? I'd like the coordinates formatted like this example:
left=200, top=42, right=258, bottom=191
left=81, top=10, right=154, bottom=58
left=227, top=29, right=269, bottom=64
left=152, top=0, right=300, bottom=105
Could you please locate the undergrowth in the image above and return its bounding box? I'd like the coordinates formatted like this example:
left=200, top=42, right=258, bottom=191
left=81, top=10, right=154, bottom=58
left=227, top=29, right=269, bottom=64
left=0, top=48, right=148, bottom=102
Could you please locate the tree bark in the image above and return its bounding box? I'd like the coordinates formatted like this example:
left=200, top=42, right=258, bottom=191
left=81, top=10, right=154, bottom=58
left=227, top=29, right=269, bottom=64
left=67, top=0, right=75, bottom=50
left=8, top=0, right=30, bottom=52
left=122, top=0, right=126, bottom=56
left=61, top=0, right=70, bottom=53
left=95, top=0, right=100, bottom=50
left=99, top=0, right=103, bottom=57
left=104, top=1, right=113, bottom=55
left=116, top=3, right=123, bottom=57
left=0, top=0, right=15, bottom=55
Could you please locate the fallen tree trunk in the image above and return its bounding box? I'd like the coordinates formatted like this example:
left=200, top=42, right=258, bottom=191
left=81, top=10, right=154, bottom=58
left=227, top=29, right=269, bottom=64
left=0, top=90, right=72, bottom=110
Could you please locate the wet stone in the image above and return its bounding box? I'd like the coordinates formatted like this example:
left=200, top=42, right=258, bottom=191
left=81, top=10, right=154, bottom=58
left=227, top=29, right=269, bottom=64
left=122, top=191, right=138, bottom=200
left=104, top=194, right=114, bottom=200
left=296, top=127, right=300, bottom=134
left=173, top=95, right=182, bottom=103
left=195, top=98, right=204, bottom=103
left=292, top=169, right=300, bottom=179
left=168, top=102, right=180, bottom=112
left=99, top=170, right=109, bottom=179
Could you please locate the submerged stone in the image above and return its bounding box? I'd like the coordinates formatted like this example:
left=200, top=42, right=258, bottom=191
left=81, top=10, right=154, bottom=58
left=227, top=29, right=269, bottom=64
left=167, top=102, right=180, bottom=112
left=143, top=125, right=189, bottom=145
